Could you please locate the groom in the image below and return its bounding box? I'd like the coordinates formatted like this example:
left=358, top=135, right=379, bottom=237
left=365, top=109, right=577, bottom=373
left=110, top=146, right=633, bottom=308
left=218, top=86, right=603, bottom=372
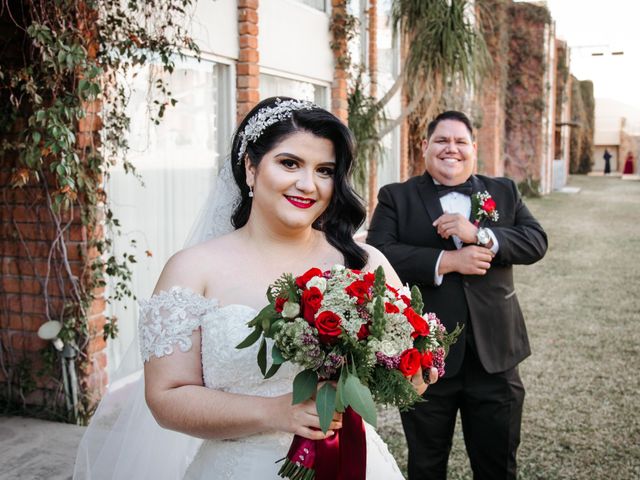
left=367, top=111, right=547, bottom=479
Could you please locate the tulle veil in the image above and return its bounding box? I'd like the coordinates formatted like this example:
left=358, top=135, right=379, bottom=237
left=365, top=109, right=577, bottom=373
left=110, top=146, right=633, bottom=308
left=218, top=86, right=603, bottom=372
left=73, top=157, right=241, bottom=479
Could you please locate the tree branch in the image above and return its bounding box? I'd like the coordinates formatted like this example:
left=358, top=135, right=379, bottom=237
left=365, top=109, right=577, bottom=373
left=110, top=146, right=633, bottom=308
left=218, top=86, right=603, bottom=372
left=376, top=68, right=405, bottom=111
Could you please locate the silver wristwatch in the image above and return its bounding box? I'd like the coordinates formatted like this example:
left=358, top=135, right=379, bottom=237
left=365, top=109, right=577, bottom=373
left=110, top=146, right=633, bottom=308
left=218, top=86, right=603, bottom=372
left=476, top=227, right=491, bottom=246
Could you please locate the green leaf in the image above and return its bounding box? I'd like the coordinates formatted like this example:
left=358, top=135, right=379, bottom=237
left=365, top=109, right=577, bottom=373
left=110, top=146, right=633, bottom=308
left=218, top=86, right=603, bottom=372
left=271, top=345, right=285, bottom=365
left=270, top=319, right=284, bottom=335
left=249, top=304, right=275, bottom=329
left=316, top=383, right=337, bottom=434
left=343, top=375, right=377, bottom=428
left=413, top=336, right=428, bottom=352
left=292, top=369, right=318, bottom=405
left=264, top=362, right=282, bottom=379
left=266, top=285, right=275, bottom=303
left=236, top=327, right=262, bottom=349
left=261, top=315, right=272, bottom=335
left=335, top=366, right=347, bottom=412
left=257, top=338, right=267, bottom=376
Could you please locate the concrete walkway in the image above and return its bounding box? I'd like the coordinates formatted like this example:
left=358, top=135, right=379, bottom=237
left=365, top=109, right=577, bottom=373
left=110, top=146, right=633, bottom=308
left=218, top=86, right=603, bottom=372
left=0, top=416, right=85, bottom=480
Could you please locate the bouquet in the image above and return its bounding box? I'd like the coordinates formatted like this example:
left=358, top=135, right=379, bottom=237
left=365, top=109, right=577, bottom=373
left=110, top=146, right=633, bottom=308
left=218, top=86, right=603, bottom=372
left=237, top=265, right=461, bottom=480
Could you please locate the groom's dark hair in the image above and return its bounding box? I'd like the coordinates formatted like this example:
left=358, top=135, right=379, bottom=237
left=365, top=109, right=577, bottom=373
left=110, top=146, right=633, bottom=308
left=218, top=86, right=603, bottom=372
left=230, top=96, right=368, bottom=270
left=426, top=110, right=474, bottom=140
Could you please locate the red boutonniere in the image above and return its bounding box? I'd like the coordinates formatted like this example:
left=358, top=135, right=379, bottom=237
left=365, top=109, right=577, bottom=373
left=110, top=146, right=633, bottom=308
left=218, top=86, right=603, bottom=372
left=471, top=191, right=499, bottom=226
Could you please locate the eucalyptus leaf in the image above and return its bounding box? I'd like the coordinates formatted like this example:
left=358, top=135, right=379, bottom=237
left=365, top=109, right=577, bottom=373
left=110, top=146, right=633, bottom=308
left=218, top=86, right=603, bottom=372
left=316, top=383, right=337, bottom=434
left=270, top=319, right=284, bottom=335
left=271, top=345, right=285, bottom=365
left=264, top=362, right=282, bottom=379
left=261, top=315, right=272, bottom=335
left=257, top=338, right=267, bottom=376
left=236, top=327, right=261, bottom=349
left=292, top=369, right=318, bottom=405
left=335, top=367, right=347, bottom=412
left=248, top=304, right=271, bottom=327
left=343, top=375, right=377, bottom=428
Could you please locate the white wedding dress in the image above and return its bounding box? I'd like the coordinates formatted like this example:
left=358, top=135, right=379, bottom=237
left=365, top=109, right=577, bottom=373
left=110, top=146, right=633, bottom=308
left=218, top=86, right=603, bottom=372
left=76, top=286, right=404, bottom=479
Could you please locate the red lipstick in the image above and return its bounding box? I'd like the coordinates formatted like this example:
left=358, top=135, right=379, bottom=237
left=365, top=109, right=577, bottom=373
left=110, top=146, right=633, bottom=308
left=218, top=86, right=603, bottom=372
left=285, top=195, right=316, bottom=209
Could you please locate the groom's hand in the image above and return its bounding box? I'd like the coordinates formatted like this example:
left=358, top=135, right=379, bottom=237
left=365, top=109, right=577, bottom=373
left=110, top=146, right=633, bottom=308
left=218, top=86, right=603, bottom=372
left=433, top=213, right=478, bottom=244
left=439, top=246, right=494, bottom=276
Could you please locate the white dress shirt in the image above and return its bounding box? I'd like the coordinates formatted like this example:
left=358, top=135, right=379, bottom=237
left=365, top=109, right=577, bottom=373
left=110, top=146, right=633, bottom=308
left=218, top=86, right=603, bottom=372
left=433, top=190, right=499, bottom=285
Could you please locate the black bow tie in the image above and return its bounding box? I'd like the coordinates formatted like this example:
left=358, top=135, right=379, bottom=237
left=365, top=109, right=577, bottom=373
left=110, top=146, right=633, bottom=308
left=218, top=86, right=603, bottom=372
left=435, top=180, right=473, bottom=197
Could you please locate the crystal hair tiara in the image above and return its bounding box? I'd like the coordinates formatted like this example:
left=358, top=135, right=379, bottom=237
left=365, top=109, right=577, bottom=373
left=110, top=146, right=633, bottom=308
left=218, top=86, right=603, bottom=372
left=237, top=98, right=316, bottom=164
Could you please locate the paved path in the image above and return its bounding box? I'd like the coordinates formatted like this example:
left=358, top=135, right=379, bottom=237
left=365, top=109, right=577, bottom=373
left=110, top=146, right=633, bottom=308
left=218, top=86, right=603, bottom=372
left=0, top=416, right=85, bottom=480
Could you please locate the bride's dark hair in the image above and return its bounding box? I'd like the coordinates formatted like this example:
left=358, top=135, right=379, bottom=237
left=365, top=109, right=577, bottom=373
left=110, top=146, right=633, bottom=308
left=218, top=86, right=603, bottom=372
left=230, top=96, right=368, bottom=270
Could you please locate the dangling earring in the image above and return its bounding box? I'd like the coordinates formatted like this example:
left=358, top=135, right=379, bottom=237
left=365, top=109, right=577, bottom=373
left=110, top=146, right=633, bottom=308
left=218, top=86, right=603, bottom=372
left=248, top=186, right=254, bottom=198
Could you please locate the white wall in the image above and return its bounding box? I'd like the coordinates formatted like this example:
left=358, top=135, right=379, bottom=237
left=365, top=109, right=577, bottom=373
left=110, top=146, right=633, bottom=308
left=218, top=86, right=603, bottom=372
left=260, top=0, right=333, bottom=83
left=594, top=98, right=640, bottom=145
left=192, top=0, right=239, bottom=59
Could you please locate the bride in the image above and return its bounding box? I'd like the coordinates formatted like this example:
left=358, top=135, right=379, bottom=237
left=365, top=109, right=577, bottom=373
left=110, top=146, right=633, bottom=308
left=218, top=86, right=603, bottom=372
left=74, top=97, right=437, bottom=479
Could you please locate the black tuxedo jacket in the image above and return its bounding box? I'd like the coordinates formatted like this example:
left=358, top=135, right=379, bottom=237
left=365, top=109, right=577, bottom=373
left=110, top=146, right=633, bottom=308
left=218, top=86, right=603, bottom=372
left=367, top=173, right=547, bottom=376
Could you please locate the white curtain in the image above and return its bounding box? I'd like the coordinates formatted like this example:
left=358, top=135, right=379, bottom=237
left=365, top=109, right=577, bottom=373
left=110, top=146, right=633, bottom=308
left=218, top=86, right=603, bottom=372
left=260, top=72, right=329, bottom=108
left=105, top=58, right=230, bottom=377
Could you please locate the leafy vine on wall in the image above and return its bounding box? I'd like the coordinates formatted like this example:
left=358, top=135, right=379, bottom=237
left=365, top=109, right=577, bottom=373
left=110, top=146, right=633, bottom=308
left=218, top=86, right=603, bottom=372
left=0, top=0, right=198, bottom=422
left=504, top=1, right=551, bottom=194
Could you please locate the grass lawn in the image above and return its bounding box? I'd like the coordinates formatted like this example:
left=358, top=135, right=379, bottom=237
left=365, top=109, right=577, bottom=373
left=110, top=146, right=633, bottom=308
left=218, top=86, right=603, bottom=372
left=378, top=175, right=640, bottom=479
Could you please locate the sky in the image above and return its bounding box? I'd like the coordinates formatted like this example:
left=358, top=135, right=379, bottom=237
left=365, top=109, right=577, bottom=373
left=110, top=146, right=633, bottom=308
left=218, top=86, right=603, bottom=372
left=541, top=0, right=640, bottom=123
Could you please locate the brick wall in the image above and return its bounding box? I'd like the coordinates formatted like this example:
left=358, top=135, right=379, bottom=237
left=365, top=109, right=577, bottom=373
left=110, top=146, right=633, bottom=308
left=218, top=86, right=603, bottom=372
left=237, top=0, right=260, bottom=123
left=0, top=5, right=107, bottom=413
left=476, top=0, right=509, bottom=177
left=367, top=0, right=378, bottom=214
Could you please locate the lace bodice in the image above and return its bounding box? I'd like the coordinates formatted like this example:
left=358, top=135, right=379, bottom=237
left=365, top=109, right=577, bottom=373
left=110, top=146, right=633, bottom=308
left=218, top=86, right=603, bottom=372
left=138, top=286, right=298, bottom=396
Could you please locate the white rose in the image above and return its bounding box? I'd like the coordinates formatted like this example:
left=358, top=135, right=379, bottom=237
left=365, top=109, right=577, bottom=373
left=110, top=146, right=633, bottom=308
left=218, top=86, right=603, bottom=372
left=332, top=264, right=346, bottom=273
left=379, top=339, right=400, bottom=356
left=306, top=276, right=327, bottom=293
left=282, top=301, right=300, bottom=319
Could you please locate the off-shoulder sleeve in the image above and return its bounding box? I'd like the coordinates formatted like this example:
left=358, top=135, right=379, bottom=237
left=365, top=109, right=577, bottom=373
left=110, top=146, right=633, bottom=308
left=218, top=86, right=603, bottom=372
left=138, top=286, right=218, bottom=362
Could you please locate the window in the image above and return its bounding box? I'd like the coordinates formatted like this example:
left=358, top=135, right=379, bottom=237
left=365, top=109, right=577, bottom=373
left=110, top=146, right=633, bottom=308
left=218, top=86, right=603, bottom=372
left=260, top=72, right=329, bottom=108
left=106, top=58, right=231, bottom=375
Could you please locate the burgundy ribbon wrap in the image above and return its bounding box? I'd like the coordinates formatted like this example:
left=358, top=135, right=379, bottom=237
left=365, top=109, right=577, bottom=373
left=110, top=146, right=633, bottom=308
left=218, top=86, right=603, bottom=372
left=280, top=407, right=366, bottom=480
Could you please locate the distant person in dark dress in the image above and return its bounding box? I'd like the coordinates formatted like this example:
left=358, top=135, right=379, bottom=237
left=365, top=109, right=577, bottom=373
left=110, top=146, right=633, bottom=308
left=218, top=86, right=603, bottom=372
left=603, top=149, right=612, bottom=174
left=623, top=152, right=634, bottom=174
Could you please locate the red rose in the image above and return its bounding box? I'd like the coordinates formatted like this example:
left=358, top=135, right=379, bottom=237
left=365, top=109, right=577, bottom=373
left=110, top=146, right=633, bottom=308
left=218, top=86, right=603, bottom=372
left=363, top=272, right=376, bottom=285
left=481, top=198, right=496, bottom=213
left=274, top=297, right=286, bottom=313
left=315, top=311, right=342, bottom=344
left=357, top=322, right=371, bottom=340
left=301, top=287, right=323, bottom=324
left=400, top=295, right=411, bottom=308
left=421, top=351, right=434, bottom=369
left=399, top=348, right=421, bottom=376
left=345, top=280, right=371, bottom=305
left=385, top=302, right=400, bottom=314
left=404, top=307, right=430, bottom=338
left=295, top=268, right=323, bottom=289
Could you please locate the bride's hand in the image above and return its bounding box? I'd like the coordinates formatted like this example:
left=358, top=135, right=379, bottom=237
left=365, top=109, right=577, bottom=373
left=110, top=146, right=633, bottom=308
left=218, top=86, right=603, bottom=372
left=271, top=390, right=343, bottom=440
left=408, top=367, right=439, bottom=396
